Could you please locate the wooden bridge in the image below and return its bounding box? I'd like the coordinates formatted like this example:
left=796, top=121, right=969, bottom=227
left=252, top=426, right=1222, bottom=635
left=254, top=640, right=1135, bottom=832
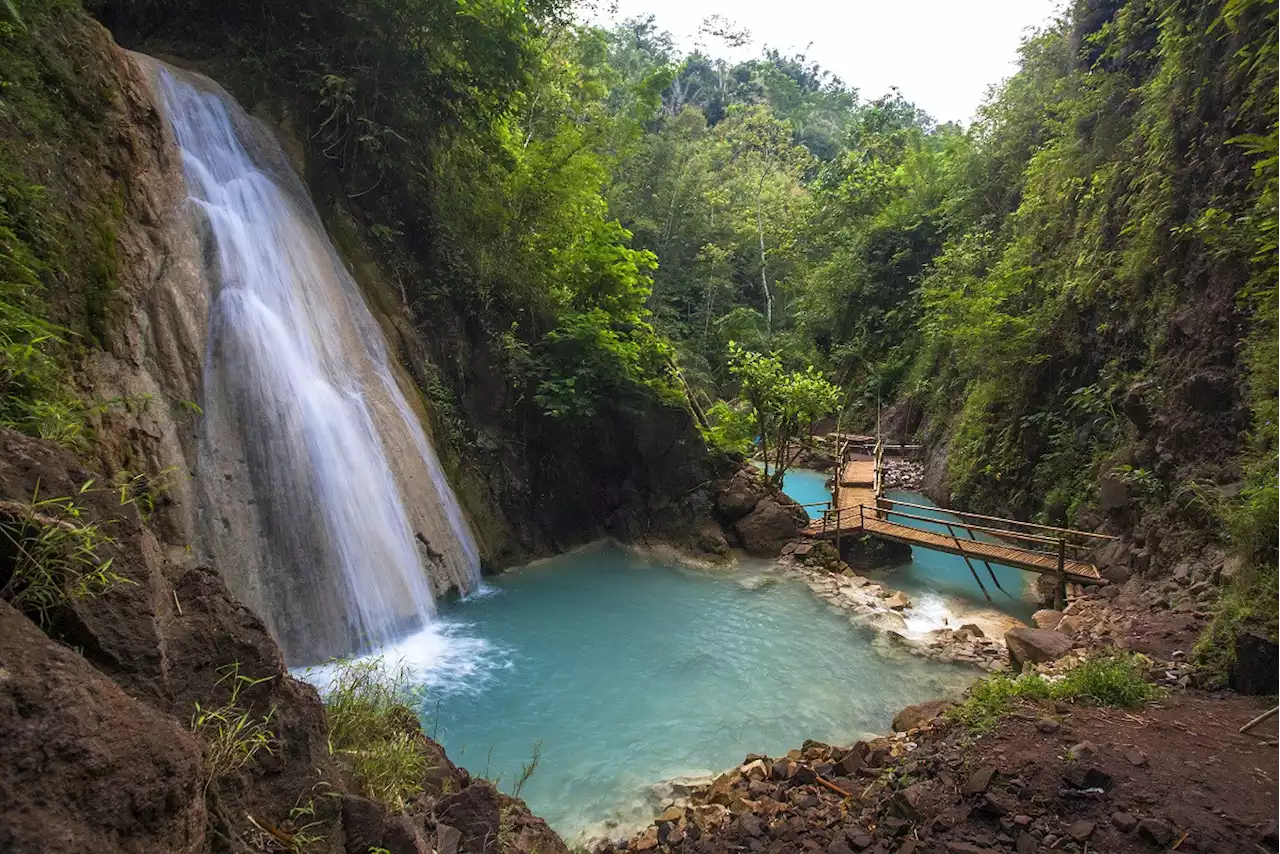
left=798, top=440, right=1114, bottom=608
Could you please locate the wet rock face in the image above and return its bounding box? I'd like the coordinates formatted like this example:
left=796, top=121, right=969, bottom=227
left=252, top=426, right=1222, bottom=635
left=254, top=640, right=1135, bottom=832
left=0, top=427, right=571, bottom=854
left=0, top=601, right=207, bottom=854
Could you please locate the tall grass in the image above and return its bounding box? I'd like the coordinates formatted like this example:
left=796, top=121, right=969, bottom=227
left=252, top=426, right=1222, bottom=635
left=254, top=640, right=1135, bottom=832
left=321, top=658, right=427, bottom=811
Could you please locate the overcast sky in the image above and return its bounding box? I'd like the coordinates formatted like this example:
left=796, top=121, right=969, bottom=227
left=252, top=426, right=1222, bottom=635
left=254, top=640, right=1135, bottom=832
left=587, top=0, right=1065, bottom=124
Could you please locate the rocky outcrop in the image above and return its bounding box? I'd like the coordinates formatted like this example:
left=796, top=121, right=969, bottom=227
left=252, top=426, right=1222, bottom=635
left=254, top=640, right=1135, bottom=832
left=0, top=427, right=569, bottom=854
left=712, top=467, right=808, bottom=557
left=599, top=692, right=1277, bottom=854
left=892, top=698, right=956, bottom=733
left=0, top=600, right=207, bottom=854
left=1005, top=627, right=1074, bottom=670
left=733, top=497, right=806, bottom=556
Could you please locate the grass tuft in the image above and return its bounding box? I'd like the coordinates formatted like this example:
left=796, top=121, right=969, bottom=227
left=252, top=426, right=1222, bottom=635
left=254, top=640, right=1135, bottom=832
left=948, top=652, right=1160, bottom=733
left=0, top=481, right=131, bottom=624
left=190, top=662, right=276, bottom=789
left=320, top=658, right=427, bottom=811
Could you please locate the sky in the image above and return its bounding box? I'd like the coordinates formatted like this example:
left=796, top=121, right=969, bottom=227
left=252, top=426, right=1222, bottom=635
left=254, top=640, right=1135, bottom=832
left=587, top=0, right=1065, bottom=124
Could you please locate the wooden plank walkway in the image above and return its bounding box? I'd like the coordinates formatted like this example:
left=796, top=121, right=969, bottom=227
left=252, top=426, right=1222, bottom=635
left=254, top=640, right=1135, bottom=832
left=837, top=458, right=876, bottom=510
left=801, top=509, right=1102, bottom=583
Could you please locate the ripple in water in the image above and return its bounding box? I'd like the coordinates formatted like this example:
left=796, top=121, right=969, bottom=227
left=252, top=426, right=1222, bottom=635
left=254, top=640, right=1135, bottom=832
left=374, top=543, right=975, bottom=842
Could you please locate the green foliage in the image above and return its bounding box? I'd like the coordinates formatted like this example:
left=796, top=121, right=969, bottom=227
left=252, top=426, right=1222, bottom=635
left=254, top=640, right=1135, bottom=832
left=726, top=342, right=838, bottom=481
left=533, top=309, right=681, bottom=420
left=1053, top=653, right=1161, bottom=707
left=320, top=658, right=427, bottom=811
left=190, top=663, right=276, bottom=789
left=948, top=653, right=1160, bottom=733
left=946, top=672, right=1052, bottom=733
left=0, top=481, right=131, bottom=625
left=701, top=399, right=755, bottom=456
left=1188, top=0, right=1280, bottom=672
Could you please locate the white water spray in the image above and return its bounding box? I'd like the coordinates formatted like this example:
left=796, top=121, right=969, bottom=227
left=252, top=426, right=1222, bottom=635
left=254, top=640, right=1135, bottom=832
left=146, top=60, right=481, bottom=663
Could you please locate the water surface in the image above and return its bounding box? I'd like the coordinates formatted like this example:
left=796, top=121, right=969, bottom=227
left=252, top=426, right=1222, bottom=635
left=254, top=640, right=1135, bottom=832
left=869, top=491, right=1037, bottom=625
left=778, top=468, right=832, bottom=518
left=392, top=544, right=971, bottom=839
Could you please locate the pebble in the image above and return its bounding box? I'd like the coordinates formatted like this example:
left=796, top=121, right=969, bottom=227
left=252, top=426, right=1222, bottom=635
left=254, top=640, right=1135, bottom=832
left=1066, top=820, right=1095, bottom=841
left=1036, top=718, right=1060, bottom=734
left=1137, top=817, right=1175, bottom=846
left=1112, top=812, right=1138, bottom=832
left=1066, top=741, right=1097, bottom=762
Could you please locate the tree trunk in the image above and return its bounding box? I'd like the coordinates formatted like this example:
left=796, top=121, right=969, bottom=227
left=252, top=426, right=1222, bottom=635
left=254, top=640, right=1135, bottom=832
left=758, top=411, right=770, bottom=479
left=756, top=172, right=772, bottom=333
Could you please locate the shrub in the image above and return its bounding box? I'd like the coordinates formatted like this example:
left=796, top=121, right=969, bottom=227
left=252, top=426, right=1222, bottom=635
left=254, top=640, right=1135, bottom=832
left=0, top=482, right=131, bottom=625
left=321, top=658, right=427, bottom=811
left=1053, top=653, right=1160, bottom=706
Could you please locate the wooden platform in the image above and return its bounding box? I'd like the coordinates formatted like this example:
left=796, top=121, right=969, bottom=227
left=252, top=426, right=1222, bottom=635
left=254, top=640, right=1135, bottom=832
left=801, top=508, right=1103, bottom=584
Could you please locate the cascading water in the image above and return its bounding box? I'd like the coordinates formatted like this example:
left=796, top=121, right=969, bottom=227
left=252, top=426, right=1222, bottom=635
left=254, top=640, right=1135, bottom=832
left=142, top=59, right=482, bottom=663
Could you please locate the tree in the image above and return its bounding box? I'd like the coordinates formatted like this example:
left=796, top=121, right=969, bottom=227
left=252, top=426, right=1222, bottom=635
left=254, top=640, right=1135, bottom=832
left=727, top=342, right=838, bottom=484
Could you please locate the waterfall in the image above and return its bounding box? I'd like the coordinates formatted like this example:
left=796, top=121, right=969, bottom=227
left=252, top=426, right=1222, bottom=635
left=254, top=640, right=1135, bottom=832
left=143, top=59, right=482, bottom=664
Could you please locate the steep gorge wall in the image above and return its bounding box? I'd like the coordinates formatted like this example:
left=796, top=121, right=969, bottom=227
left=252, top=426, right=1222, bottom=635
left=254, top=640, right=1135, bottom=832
left=898, top=0, right=1277, bottom=582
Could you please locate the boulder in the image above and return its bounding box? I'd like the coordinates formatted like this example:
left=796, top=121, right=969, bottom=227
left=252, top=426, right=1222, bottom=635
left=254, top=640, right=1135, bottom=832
left=1032, top=609, right=1065, bottom=630
left=734, top=498, right=805, bottom=557
left=716, top=474, right=760, bottom=523
left=892, top=698, right=956, bottom=732
left=1004, top=627, right=1073, bottom=670
left=0, top=601, right=206, bottom=854
left=1230, top=627, right=1280, bottom=695
left=1098, top=474, right=1130, bottom=512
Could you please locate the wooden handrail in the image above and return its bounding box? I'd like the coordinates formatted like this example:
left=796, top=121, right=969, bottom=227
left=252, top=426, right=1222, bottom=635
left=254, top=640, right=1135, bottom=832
left=878, top=498, right=1116, bottom=542
left=865, top=505, right=1090, bottom=557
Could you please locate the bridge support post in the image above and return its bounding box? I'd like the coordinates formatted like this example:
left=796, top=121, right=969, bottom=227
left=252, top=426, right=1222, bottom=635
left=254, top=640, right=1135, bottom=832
left=835, top=507, right=843, bottom=558
left=1054, top=539, right=1067, bottom=610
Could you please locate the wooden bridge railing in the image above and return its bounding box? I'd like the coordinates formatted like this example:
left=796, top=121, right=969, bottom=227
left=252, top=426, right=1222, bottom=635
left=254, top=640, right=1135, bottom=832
left=802, top=500, right=1107, bottom=608
left=877, top=497, right=1116, bottom=557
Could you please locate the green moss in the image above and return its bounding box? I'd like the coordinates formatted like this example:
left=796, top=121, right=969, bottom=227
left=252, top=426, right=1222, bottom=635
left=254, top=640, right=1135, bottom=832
left=0, top=0, right=132, bottom=446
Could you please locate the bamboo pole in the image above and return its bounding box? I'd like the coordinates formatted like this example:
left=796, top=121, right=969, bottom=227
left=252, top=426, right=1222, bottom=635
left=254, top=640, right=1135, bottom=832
left=947, top=523, right=993, bottom=603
